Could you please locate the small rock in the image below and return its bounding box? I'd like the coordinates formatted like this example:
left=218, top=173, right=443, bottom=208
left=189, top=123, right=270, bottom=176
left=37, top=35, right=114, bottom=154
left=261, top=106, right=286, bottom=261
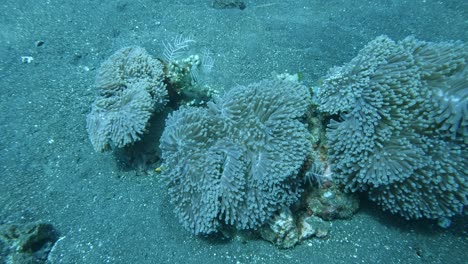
left=212, top=0, right=246, bottom=10
left=306, top=183, right=359, bottom=221
left=298, top=215, right=331, bottom=240
left=259, top=207, right=299, bottom=249
left=315, top=228, right=329, bottom=238
left=0, top=222, right=59, bottom=264
left=35, top=40, right=45, bottom=47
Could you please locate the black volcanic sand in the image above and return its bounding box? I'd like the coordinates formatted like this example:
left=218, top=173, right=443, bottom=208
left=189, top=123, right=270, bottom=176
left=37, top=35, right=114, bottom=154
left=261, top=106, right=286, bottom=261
left=0, top=0, right=466, bottom=263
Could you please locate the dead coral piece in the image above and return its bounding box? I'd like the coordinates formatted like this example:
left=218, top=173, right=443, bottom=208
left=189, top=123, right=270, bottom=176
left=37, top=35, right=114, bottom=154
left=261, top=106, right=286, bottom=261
left=306, top=183, right=359, bottom=221
left=298, top=215, right=331, bottom=240
left=259, top=207, right=299, bottom=249
left=259, top=207, right=333, bottom=248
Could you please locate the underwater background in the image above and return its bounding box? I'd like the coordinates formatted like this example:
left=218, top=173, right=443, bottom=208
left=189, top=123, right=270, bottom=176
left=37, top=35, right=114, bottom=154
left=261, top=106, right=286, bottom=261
left=0, top=0, right=466, bottom=263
